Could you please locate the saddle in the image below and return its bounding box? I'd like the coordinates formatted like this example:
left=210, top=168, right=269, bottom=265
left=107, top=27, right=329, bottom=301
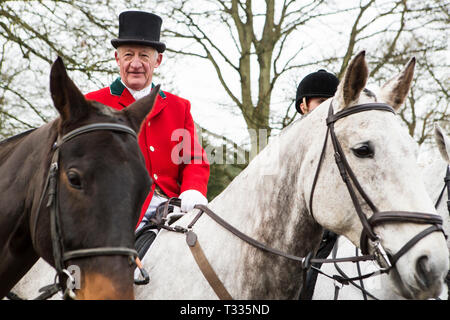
left=134, top=200, right=182, bottom=260
left=135, top=225, right=158, bottom=261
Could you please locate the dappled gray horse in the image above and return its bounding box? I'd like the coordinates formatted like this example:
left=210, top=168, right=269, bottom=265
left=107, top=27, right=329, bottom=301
left=133, top=52, right=448, bottom=299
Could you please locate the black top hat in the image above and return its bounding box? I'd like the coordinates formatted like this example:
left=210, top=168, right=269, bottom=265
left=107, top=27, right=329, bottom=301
left=295, top=69, right=339, bottom=114
left=111, top=11, right=166, bottom=53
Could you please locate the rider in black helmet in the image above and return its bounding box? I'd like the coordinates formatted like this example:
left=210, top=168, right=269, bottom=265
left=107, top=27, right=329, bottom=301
left=296, top=69, right=339, bottom=115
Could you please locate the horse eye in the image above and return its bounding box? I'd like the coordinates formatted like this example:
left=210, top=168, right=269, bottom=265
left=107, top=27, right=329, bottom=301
left=67, top=170, right=82, bottom=189
left=351, top=142, right=374, bottom=158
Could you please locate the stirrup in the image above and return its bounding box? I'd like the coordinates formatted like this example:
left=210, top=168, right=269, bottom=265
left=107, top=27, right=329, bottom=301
left=134, top=257, right=150, bottom=285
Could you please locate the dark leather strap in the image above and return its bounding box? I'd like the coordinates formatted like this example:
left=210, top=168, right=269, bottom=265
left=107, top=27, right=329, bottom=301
left=326, top=103, right=395, bottom=125
left=309, top=127, right=330, bottom=221
left=390, top=224, right=444, bottom=266
left=63, top=247, right=138, bottom=261
left=327, top=104, right=380, bottom=245
left=369, top=211, right=443, bottom=226
left=360, top=211, right=444, bottom=255
left=447, top=166, right=450, bottom=213
left=329, top=241, right=379, bottom=300
left=58, top=123, right=136, bottom=144
left=192, top=204, right=376, bottom=265
left=186, top=230, right=233, bottom=300
left=435, top=166, right=450, bottom=214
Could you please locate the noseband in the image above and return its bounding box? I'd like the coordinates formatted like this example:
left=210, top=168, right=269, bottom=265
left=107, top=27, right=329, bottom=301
left=310, top=102, right=445, bottom=269
left=34, top=123, right=139, bottom=298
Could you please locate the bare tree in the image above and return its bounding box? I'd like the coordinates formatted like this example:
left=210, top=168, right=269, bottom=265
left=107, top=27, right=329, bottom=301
left=0, top=0, right=447, bottom=196
left=0, top=0, right=148, bottom=137
left=151, top=0, right=448, bottom=152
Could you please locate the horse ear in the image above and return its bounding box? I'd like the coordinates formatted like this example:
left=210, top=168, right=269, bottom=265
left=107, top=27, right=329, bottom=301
left=378, top=57, right=415, bottom=111
left=434, top=123, right=450, bottom=164
left=50, top=56, right=89, bottom=124
left=334, top=51, right=368, bottom=110
left=122, top=84, right=160, bottom=133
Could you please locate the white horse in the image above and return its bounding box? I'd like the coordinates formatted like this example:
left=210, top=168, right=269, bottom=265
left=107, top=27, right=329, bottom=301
left=8, top=51, right=450, bottom=300
left=312, top=124, right=450, bottom=300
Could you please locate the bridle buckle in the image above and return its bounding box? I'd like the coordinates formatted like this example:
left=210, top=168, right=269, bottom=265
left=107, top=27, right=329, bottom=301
left=53, top=269, right=77, bottom=300
left=371, top=239, right=392, bottom=271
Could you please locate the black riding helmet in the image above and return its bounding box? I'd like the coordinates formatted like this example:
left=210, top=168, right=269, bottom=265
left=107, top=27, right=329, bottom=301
left=295, top=69, right=339, bottom=114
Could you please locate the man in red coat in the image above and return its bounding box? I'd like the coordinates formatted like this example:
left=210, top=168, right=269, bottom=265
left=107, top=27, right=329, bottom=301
left=85, top=11, right=210, bottom=230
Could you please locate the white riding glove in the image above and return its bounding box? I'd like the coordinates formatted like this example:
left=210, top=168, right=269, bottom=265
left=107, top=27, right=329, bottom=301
left=179, top=189, right=208, bottom=213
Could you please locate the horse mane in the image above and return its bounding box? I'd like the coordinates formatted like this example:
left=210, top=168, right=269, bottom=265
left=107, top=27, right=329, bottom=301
left=0, top=129, right=37, bottom=162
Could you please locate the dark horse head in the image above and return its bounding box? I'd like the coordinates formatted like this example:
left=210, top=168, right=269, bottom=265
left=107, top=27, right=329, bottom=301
left=0, top=57, right=156, bottom=299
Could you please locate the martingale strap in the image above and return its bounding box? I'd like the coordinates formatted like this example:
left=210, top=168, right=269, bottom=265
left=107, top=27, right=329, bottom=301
left=185, top=230, right=233, bottom=300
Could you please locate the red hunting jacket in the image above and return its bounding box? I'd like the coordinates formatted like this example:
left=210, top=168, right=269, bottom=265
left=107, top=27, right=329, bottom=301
left=85, top=78, right=210, bottom=226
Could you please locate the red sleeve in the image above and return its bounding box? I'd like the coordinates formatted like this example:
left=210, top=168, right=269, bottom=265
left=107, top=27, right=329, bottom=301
left=179, top=101, right=210, bottom=196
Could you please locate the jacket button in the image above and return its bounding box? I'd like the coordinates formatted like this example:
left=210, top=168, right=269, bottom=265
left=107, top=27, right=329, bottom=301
left=147, top=121, right=151, bottom=127
left=149, top=146, right=155, bottom=152
left=153, top=173, right=158, bottom=180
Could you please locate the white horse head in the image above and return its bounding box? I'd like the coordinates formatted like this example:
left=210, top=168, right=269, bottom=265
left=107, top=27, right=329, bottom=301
left=312, top=124, right=450, bottom=300
left=300, top=51, right=448, bottom=299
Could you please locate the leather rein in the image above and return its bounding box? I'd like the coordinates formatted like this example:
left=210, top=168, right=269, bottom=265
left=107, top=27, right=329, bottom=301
left=32, top=123, right=139, bottom=299
left=156, top=102, right=445, bottom=300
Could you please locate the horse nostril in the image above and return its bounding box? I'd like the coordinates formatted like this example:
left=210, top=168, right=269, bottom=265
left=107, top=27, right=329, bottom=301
left=415, top=255, right=432, bottom=287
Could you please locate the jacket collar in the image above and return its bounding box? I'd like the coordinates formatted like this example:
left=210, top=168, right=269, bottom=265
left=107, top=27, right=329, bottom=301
left=110, top=77, right=166, bottom=98
left=110, top=77, right=167, bottom=119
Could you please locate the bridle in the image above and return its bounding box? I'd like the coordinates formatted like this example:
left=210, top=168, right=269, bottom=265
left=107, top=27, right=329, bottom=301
left=149, top=102, right=445, bottom=300
left=325, top=165, right=450, bottom=301
left=33, top=123, right=139, bottom=299
left=310, top=101, right=445, bottom=269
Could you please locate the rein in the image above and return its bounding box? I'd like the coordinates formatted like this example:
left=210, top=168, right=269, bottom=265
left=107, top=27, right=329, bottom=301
left=154, top=198, right=377, bottom=300
left=33, top=123, right=139, bottom=299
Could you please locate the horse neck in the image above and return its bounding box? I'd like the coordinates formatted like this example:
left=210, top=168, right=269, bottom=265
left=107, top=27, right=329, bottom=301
left=197, top=117, right=324, bottom=298
left=0, top=121, right=57, bottom=297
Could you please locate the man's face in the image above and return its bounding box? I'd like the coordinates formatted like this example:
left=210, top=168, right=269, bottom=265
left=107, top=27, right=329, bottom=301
left=115, top=45, right=162, bottom=91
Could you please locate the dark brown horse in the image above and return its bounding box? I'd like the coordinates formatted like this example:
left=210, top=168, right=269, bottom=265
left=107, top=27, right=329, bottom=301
left=0, top=57, right=156, bottom=299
